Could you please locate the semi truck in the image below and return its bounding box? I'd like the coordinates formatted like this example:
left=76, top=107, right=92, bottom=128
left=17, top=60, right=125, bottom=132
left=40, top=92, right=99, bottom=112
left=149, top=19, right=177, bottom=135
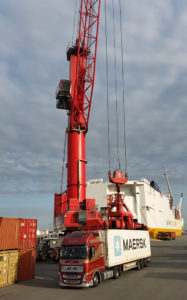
left=58, top=229, right=151, bottom=287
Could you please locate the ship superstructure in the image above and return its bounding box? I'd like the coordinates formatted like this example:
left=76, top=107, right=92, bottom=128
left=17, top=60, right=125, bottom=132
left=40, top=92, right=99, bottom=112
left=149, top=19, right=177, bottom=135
left=87, top=178, right=184, bottom=239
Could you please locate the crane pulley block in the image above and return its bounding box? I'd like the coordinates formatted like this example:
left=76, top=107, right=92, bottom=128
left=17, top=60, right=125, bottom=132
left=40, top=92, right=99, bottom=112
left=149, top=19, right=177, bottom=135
left=67, top=44, right=90, bottom=62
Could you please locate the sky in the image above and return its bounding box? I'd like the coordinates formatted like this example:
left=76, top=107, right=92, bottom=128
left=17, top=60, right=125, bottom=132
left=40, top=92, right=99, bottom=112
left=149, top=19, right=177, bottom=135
left=0, top=0, right=186, bottom=230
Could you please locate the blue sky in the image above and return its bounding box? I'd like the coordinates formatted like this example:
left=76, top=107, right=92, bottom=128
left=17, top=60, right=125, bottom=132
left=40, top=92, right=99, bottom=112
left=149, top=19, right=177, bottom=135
left=0, top=0, right=186, bottom=229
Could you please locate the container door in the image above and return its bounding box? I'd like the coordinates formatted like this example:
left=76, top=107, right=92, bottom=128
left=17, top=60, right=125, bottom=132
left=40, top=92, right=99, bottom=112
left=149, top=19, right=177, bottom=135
left=8, top=251, right=18, bottom=284
left=0, top=252, right=8, bottom=287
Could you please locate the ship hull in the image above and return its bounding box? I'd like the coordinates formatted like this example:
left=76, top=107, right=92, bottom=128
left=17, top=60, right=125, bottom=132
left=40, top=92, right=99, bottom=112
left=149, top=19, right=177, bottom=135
left=148, top=226, right=183, bottom=239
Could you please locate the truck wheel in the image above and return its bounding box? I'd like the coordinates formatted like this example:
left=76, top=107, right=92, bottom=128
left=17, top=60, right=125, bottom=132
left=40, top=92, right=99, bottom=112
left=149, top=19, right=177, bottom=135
left=40, top=253, right=47, bottom=261
left=93, top=273, right=100, bottom=287
left=140, top=259, right=144, bottom=268
left=53, top=256, right=59, bottom=262
left=143, top=258, right=147, bottom=267
left=113, top=267, right=120, bottom=279
left=136, top=261, right=141, bottom=270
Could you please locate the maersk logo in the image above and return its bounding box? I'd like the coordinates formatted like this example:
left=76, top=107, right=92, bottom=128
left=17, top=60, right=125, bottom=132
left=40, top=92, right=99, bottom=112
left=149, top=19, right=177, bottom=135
left=123, top=238, right=146, bottom=250
left=114, top=236, right=121, bottom=256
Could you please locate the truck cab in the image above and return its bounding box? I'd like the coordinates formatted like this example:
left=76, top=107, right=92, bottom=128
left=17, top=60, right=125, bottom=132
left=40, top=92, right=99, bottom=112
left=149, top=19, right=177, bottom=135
left=59, top=231, right=105, bottom=287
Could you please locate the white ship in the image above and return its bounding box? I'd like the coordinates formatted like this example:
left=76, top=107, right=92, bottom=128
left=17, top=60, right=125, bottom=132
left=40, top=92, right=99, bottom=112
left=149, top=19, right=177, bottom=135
left=87, top=173, right=184, bottom=239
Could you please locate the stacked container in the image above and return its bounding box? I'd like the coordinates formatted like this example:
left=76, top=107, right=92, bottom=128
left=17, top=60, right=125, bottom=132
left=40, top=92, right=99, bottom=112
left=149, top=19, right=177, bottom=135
left=18, top=219, right=37, bottom=282
left=0, top=250, right=18, bottom=287
left=0, top=217, right=37, bottom=287
left=0, top=218, right=20, bottom=250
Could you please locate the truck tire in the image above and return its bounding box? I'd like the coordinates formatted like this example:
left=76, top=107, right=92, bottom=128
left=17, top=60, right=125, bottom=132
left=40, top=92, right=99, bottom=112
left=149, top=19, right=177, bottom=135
left=93, top=273, right=100, bottom=287
left=53, top=255, right=59, bottom=262
left=140, top=259, right=144, bottom=268
left=143, top=258, right=147, bottom=267
left=53, top=249, right=59, bottom=262
left=113, top=267, right=120, bottom=279
left=136, top=261, right=141, bottom=270
left=40, top=253, right=47, bottom=261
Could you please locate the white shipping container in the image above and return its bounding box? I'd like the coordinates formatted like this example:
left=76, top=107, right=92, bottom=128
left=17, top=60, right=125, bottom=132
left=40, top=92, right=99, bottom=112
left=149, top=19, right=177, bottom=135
left=105, top=230, right=151, bottom=267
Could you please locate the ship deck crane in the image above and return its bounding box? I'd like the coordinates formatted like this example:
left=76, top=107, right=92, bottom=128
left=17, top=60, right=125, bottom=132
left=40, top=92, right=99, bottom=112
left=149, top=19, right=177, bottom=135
left=164, top=168, right=174, bottom=208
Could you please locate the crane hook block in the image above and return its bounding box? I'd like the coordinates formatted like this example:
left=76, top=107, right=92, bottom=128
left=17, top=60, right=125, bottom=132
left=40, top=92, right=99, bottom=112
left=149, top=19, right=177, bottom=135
left=108, top=170, right=128, bottom=185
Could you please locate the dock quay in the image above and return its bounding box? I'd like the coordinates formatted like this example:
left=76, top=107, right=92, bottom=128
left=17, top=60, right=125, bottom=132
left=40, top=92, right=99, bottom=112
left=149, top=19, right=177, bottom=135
left=0, top=234, right=187, bottom=300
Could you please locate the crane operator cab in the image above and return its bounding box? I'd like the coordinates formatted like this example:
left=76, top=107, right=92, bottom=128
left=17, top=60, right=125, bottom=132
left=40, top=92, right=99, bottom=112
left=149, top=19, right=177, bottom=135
left=56, top=79, right=72, bottom=110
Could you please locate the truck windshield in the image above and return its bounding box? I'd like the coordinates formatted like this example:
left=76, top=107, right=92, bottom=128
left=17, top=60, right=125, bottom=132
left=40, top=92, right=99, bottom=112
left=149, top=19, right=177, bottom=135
left=61, top=245, right=87, bottom=259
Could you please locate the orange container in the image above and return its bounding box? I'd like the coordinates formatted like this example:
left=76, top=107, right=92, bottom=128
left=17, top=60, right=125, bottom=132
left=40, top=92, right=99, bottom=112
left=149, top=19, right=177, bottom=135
left=17, top=248, right=36, bottom=282
left=0, top=218, right=37, bottom=251
left=19, top=219, right=37, bottom=249
left=0, top=218, right=20, bottom=250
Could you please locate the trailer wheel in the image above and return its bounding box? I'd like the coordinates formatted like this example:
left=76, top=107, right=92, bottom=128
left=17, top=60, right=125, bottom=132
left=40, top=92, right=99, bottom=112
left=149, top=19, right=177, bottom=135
left=136, top=261, right=141, bottom=270
left=143, top=258, right=147, bottom=267
left=140, top=259, right=144, bottom=268
left=113, top=267, right=120, bottom=279
left=93, top=273, right=100, bottom=287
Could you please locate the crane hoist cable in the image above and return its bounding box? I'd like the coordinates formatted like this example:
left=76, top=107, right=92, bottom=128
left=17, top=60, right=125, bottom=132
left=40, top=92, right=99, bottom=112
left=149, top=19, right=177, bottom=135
left=112, top=0, right=121, bottom=171
left=74, top=0, right=82, bottom=42
left=72, top=0, right=78, bottom=45
left=60, top=130, right=67, bottom=194
left=104, top=0, right=111, bottom=171
left=105, top=0, right=128, bottom=174
left=119, top=0, right=128, bottom=173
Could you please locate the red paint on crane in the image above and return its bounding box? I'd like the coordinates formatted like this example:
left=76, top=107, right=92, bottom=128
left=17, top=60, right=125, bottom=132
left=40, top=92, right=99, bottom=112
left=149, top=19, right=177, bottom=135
left=67, top=131, right=86, bottom=203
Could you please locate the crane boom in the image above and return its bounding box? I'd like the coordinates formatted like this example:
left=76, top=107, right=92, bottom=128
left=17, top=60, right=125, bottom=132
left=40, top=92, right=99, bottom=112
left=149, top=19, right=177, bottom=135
left=70, top=0, right=101, bottom=131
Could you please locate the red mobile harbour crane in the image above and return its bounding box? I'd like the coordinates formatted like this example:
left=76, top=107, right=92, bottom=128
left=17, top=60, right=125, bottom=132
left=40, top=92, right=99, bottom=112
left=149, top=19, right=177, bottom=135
left=54, top=0, right=151, bottom=287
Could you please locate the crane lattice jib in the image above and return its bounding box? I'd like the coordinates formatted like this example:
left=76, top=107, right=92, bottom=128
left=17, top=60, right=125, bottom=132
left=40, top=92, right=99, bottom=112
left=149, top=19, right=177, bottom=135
left=71, top=0, right=101, bottom=132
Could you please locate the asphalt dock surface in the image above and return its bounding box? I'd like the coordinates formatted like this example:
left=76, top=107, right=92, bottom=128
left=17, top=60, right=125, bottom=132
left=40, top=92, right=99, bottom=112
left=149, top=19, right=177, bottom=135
left=0, top=234, right=187, bottom=300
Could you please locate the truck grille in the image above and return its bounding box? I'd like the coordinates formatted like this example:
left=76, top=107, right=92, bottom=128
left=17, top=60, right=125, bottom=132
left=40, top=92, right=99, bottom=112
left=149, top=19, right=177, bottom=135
left=63, top=274, right=81, bottom=279
left=61, top=265, right=83, bottom=273
left=64, top=280, right=80, bottom=285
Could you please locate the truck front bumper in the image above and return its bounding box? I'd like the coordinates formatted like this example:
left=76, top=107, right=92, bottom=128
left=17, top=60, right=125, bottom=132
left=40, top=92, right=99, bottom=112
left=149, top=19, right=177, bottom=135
left=59, top=281, right=90, bottom=288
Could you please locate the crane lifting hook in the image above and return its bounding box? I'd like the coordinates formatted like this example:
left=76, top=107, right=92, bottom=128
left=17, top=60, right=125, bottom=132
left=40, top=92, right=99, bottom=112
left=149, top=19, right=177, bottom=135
left=108, top=170, right=128, bottom=192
